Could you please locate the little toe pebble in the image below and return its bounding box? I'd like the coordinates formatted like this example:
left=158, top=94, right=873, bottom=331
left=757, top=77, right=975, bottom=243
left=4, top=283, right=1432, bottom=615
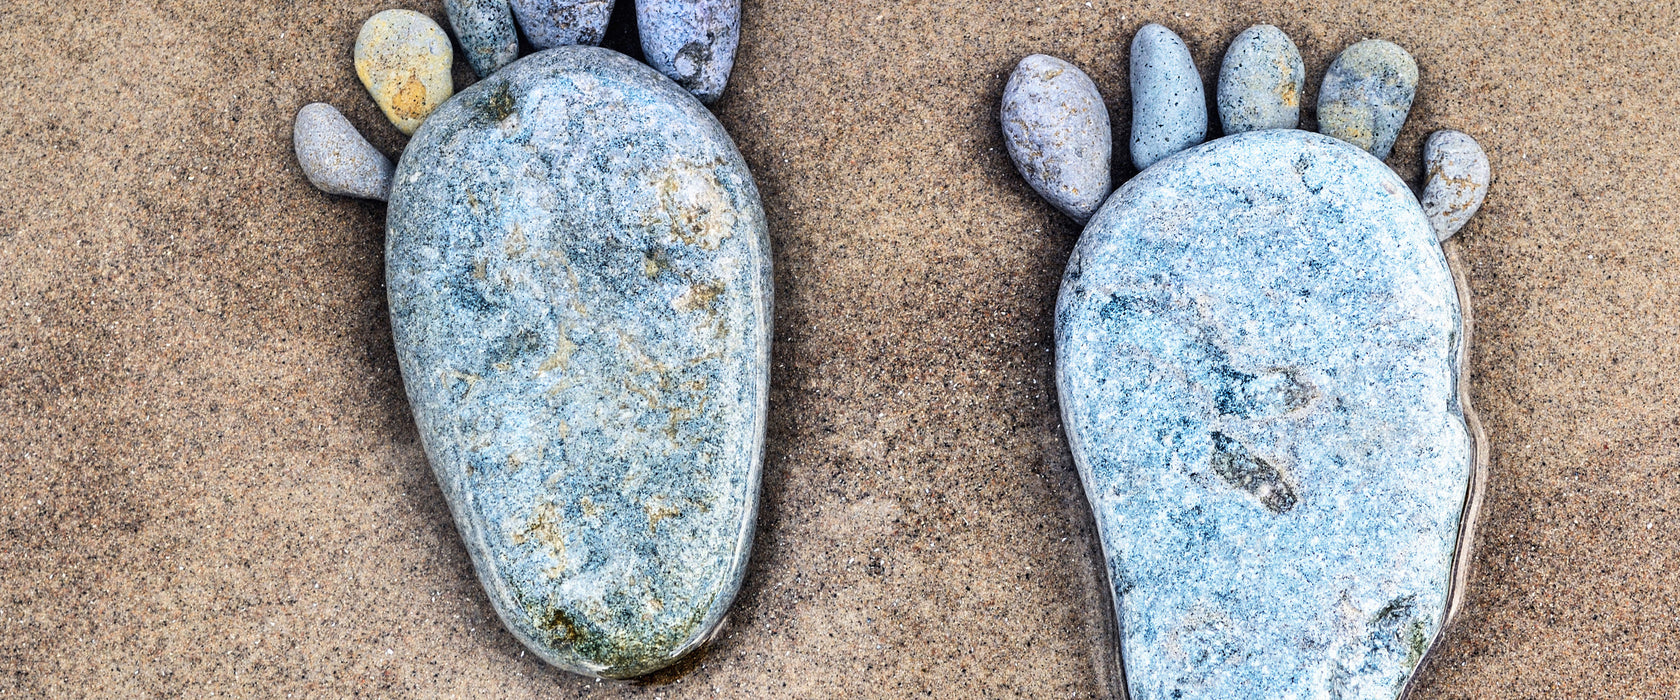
left=1130, top=23, right=1207, bottom=171
left=1001, top=54, right=1113, bottom=223
left=1317, top=39, right=1417, bottom=161
left=1217, top=25, right=1304, bottom=134
left=1420, top=130, right=1490, bottom=241
left=293, top=103, right=395, bottom=201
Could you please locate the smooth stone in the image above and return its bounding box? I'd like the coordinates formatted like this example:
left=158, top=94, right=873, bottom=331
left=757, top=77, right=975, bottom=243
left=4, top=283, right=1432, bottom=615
left=1130, top=23, right=1206, bottom=171
left=1001, top=54, right=1112, bottom=223
left=637, top=0, right=740, bottom=104
left=1217, top=24, right=1304, bottom=134
left=1420, top=130, right=1491, bottom=241
left=292, top=103, right=395, bottom=201
left=509, top=0, right=615, bottom=49
left=445, top=0, right=520, bottom=79
left=355, top=9, right=454, bottom=135
left=1058, top=130, right=1471, bottom=699
left=386, top=46, right=770, bottom=679
left=1317, top=39, right=1418, bottom=161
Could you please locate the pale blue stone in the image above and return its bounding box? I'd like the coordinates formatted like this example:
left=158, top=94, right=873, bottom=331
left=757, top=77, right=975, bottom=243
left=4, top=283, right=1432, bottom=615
left=1130, top=23, right=1206, bottom=171
left=1057, top=130, right=1472, bottom=699
left=1001, top=54, right=1112, bottom=223
left=637, top=0, right=740, bottom=104
left=1317, top=40, right=1418, bottom=161
left=445, top=0, right=520, bottom=78
left=292, top=102, right=393, bottom=201
left=386, top=47, right=770, bottom=679
left=1217, top=24, right=1304, bottom=134
left=510, top=0, right=616, bottom=49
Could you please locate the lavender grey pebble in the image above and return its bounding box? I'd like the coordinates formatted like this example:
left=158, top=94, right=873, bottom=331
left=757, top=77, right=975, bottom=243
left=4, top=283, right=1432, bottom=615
left=510, top=0, right=615, bottom=49
left=637, top=0, right=739, bottom=104
left=446, top=0, right=520, bottom=78
left=1001, top=54, right=1112, bottom=223
left=1420, top=130, right=1491, bottom=241
left=1217, top=24, right=1304, bottom=134
left=292, top=102, right=393, bottom=201
left=1130, top=23, right=1206, bottom=171
left=1317, top=40, right=1418, bottom=161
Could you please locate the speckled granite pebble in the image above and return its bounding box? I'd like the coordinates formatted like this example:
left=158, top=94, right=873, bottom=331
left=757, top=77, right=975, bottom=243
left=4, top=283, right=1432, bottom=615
left=1217, top=24, right=1303, bottom=134
left=1130, top=24, right=1206, bottom=171
left=386, top=47, right=770, bottom=679
left=510, top=0, right=615, bottom=49
left=1317, top=39, right=1418, bottom=161
left=292, top=103, right=394, bottom=201
left=355, top=9, right=454, bottom=135
left=1001, top=54, right=1112, bottom=223
left=1057, top=130, right=1472, bottom=699
left=1421, top=130, right=1490, bottom=241
left=637, top=0, right=740, bottom=104
left=445, top=0, right=520, bottom=78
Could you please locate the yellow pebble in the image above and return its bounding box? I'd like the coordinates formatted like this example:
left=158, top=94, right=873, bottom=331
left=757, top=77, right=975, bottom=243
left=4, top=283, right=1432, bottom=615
left=354, top=10, right=453, bottom=135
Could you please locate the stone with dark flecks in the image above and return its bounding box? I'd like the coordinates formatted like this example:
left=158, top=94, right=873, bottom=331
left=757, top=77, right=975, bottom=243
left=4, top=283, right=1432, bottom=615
left=1130, top=23, right=1206, bottom=171
left=1420, top=130, right=1491, bottom=241
left=637, top=0, right=740, bottom=104
left=292, top=102, right=394, bottom=201
left=1318, top=39, right=1418, bottom=161
left=1001, top=54, right=1112, bottom=223
left=386, top=47, right=770, bottom=679
left=445, top=0, right=520, bottom=79
left=509, top=0, right=615, bottom=49
left=1058, top=130, right=1473, bottom=699
left=355, top=9, right=454, bottom=135
left=1217, top=24, right=1304, bottom=134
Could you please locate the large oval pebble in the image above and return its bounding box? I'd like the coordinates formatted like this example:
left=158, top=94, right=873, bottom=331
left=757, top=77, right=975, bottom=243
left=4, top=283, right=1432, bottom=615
left=510, top=0, right=616, bottom=49
left=1317, top=39, right=1417, bottom=160
left=292, top=103, right=394, bottom=201
left=355, top=10, right=454, bottom=135
left=637, top=0, right=740, bottom=104
left=386, top=47, right=770, bottom=679
left=1217, top=24, right=1304, bottom=134
left=1058, top=130, right=1472, bottom=699
left=445, top=0, right=521, bottom=79
left=1130, top=23, right=1206, bottom=171
left=1001, top=54, right=1112, bottom=223
left=1420, top=130, right=1491, bottom=241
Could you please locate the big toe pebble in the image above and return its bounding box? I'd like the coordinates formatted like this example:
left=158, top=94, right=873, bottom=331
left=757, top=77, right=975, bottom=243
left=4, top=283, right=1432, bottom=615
left=1130, top=23, right=1206, bottom=171
left=445, top=0, right=520, bottom=78
left=1001, top=54, right=1112, bottom=223
left=1317, top=39, right=1417, bottom=160
left=638, top=0, right=740, bottom=104
left=293, top=103, right=394, bottom=201
left=1217, top=25, right=1304, bottom=134
left=510, top=0, right=616, bottom=49
left=355, top=9, right=454, bottom=135
left=1421, top=130, right=1490, bottom=241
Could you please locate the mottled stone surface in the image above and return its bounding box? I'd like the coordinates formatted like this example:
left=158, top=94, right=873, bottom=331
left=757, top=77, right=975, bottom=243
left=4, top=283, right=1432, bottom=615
left=355, top=9, right=454, bottom=135
left=1421, top=130, right=1491, bottom=241
left=1318, top=39, right=1418, bottom=161
left=1001, top=54, right=1112, bottom=223
left=1057, top=130, right=1472, bottom=699
left=445, top=0, right=520, bottom=79
left=1217, top=24, right=1303, bottom=134
left=509, top=0, right=615, bottom=49
left=1129, top=23, right=1206, bottom=171
left=386, top=47, right=771, bottom=679
left=637, top=0, right=740, bottom=104
left=292, top=102, right=394, bottom=200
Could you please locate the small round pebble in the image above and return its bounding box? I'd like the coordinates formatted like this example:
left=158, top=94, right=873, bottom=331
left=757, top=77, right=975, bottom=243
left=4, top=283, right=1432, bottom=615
left=292, top=103, right=394, bottom=201
left=1217, top=25, right=1304, bottom=134
left=1001, top=54, right=1112, bottom=223
left=445, top=0, right=520, bottom=79
left=1420, top=130, right=1490, bottom=241
left=1130, top=23, right=1206, bottom=171
left=355, top=10, right=454, bottom=135
left=1317, top=39, right=1417, bottom=161
left=638, top=0, right=740, bottom=104
left=509, top=0, right=615, bottom=49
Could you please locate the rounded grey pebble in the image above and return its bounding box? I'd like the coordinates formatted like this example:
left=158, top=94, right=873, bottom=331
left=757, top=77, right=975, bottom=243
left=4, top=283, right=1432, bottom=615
left=1317, top=39, right=1418, bottom=161
left=292, top=102, right=394, bottom=201
left=1420, top=130, right=1490, bottom=241
left=1217, top=24, right=1304, bottom=135
left=509, top=0, right=615, bottom=49
left=1001, top=54, right=1112, bottom=223
left=445, top=0, right=520, bottom=78
left=637, top=0, right=739, bottom=104
left=1130, top=23, right=1206, bottom=171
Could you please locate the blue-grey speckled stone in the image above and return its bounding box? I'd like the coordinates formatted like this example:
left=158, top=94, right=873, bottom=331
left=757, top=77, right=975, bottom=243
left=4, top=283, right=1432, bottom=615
left=386, top=46, right=770, bottom=679
left=1318, top=40, right=1418, bottom=161
left=1420, top=130, right=1490, bottom=241
left=292, top=102, right=394, bottom=201
left=445, top=0, right=520, bottom=78
left=637, top=0, right=739, bottom=105
left=1130, top=23, right=1206, bottom=171
left=1217, top=25, right=1303, bottom=135
left=1057, top=130, right=1471, bottom=699
left=509, top=0, right=615, bottom=49
left=1001, top=54, right=1112, bottom=223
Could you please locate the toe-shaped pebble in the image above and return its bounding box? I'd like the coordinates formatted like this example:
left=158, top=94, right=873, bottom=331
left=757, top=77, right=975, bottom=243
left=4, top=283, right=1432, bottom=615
left=637, top=0, right=740, bottom=104
left=355, top=10, right=454, bottom=135
left=293, top=103, right=394, bottom=201
left=1130, top=23, right=1206, bottom=171
left=1217, top=25, right=1304, bottom=134
left=1317, top=39, right=1417, bottom=161
left=445, top=0, right=520, bottom=79
left=1420, top=130, right=1490, bottom=241
left=510, top=0, right=616, bottom=49
left=1001, top=54, right=1113, bottom=223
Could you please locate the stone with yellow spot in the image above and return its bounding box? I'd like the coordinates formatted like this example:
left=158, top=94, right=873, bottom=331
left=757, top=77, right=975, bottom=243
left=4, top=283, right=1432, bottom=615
left=1217, top=25, right=1305, bottom=135
left=354, top=9, right=454, bottom=135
